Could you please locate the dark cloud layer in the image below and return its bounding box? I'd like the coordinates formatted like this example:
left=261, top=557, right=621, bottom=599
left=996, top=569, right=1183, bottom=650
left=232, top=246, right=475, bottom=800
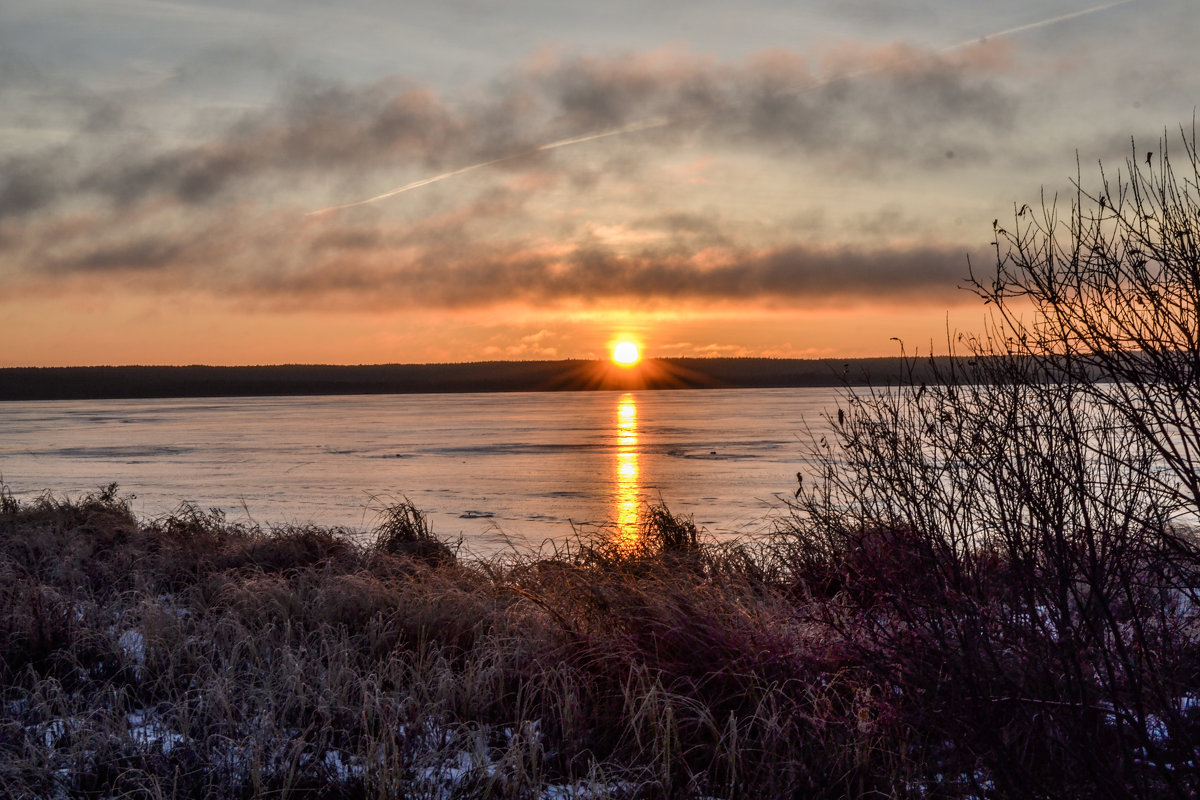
left=7, top=200, right=973, bottom=310
left=322, top=242, right=973, bottom=309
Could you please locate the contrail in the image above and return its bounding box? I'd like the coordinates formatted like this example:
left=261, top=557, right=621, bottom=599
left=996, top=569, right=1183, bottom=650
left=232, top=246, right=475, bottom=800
left=309, top=0, right=1134, bottom=215
left=942, top=0, right=1136, bottom=50
left=307, top=117, right=668, bottom=216
left=811, top=0, right=1139, bottom=87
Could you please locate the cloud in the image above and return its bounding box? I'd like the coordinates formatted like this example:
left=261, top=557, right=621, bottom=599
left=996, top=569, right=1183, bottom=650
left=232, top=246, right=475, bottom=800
left=0, top=41, right=1014, bottom=315
left=5, top=199, right=974, bottom=310
left=0, top=42, right=1021, bottom=221
left=0, top=46, right=44, bottom=91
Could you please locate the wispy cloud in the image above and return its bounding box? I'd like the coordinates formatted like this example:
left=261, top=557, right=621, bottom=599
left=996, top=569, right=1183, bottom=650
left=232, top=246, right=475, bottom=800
left=0, top=42, right=1020, bottom=219
left=0, top=39, right=1028, bottom=315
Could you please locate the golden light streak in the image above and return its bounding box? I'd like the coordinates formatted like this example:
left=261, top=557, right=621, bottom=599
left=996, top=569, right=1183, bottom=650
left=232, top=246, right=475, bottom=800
left=615, top=393, right=640, bottom=550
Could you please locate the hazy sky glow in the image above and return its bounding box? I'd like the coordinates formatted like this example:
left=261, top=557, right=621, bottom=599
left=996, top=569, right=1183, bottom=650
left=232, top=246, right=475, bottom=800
left=2, top=0, right=1196, bottom=366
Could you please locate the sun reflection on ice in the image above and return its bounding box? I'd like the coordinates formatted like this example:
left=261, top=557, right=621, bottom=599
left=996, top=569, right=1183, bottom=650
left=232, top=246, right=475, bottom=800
left=615, top=393, right=640, bottom=550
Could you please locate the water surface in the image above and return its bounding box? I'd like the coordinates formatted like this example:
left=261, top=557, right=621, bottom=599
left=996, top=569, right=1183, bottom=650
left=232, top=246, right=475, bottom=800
left=0, top=388, right=842, bottom=553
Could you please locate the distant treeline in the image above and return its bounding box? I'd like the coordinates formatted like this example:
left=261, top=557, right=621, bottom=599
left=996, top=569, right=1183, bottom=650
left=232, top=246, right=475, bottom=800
left=0, top=357, right=959, bottom=401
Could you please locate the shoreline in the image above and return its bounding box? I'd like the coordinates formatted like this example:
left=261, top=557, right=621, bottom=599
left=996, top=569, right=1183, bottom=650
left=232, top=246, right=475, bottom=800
left=0, top=356, right=947, bottom=401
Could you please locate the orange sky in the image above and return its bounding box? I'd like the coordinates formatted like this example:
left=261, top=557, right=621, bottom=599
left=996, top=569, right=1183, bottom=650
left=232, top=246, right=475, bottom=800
left=4, top=291, right=985, bottom=366
left=1, top=0, right=1194, bottom=366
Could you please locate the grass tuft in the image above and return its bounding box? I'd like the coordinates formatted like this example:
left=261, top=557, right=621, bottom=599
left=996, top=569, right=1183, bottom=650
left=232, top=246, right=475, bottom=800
left=371, top=497, right=457, bottom=565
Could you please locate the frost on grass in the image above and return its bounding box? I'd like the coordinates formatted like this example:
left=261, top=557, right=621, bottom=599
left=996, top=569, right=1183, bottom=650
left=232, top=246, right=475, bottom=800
left=2, top=482, right=1199, bottom=798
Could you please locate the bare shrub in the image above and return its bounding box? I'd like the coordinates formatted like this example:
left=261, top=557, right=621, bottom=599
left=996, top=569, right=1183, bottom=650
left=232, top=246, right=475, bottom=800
left=973, top=122, right=1200, bottom=519
left=781, top=127, right=1200, bottom=798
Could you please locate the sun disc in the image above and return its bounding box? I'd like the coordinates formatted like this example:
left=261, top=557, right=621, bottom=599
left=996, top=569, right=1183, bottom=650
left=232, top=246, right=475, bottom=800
left=612, top=341, right=641, bottom=366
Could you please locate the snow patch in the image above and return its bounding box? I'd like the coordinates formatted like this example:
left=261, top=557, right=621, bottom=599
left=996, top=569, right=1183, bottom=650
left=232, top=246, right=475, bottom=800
left=117, top=628, right=146, bottom=665
left=128, top=709, right=184, bottom=754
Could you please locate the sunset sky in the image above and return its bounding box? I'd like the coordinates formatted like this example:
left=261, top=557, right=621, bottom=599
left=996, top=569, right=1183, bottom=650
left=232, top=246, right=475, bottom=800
left=2, top=0, right=1196, bottom=366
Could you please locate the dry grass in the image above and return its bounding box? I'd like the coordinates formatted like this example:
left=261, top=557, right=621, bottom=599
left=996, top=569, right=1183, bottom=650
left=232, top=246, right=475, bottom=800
left=1, top=483, right=1198, bottom=798
left=0, top=488, right=902, bottom=799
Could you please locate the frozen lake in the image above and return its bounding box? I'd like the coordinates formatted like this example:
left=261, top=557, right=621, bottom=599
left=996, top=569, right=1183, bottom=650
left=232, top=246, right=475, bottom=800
left=0, top=388, right=844, bottom=554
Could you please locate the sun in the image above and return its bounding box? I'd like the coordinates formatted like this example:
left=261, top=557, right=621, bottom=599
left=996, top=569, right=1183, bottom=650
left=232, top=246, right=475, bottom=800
left=612, top=340, right=641, bottom=367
